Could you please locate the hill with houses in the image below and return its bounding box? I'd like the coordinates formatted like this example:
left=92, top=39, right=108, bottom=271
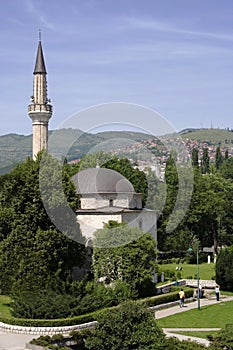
left=0, top=128, right=232, bottom=175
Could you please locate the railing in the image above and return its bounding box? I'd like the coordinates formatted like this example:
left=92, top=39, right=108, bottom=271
left=28, top=104, right=52, bottom=113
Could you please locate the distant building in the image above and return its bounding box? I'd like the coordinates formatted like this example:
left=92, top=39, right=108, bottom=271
left=72, top=168, right=157, bottom=243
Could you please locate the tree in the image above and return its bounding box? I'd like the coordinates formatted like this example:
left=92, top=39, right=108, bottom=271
left=0, top=152, right=86, bottom=295
left=185, top=172, right=233, bottom=253
left=192, top=148, right=199, bottom=168
left=201, top=148, right=210, bottom=174
left=93, top=225, right=157, bottom=297
left=85, top=301, right=165, bottom=350
left=215, top=146, right=223, bottom=170
left=216, top=247, right=233, bottom=291
left=157, top=155, right=178, bottom=250
left=220, top=156, right=233, bottom=180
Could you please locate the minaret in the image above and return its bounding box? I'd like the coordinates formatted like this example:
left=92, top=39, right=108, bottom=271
left=28, top=35, right=52, bottom=160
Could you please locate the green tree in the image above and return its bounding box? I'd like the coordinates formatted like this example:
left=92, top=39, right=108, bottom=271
left=93, top=225, right=157, bottom=297
left=157, top=155, right=178, bottom=250
left=85, top=301, right=165, bottom=350
left=201, top=148, right=210, bottom=174
left=192, top=148, right=199, bottom=168
left=0, top=152, right=86, bottom=295
left=216, top=247, right=233, bottom=291
left=185, top=172, right=233, bottom=253
left=215, top=146, right=223, bottom=170
left=220, top=156, right=233, bottom=180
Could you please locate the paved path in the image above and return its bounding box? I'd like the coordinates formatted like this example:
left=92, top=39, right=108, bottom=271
left=0, top=332, right=34, bottom=350
left=157, top=296, right=233, bottom=347
left=1, top=296, right=233, bottom=349
left=155, top=295, right=233, bottom=319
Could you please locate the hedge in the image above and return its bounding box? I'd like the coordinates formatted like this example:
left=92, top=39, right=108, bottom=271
left=0, top=287, right=194, bottom=327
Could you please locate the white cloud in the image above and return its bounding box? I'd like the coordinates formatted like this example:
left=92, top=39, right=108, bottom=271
left=125, top=17, right=233, bottom=42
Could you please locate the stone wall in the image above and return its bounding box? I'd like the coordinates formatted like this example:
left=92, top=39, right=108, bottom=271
left=0, top=320, right=97, bottom=335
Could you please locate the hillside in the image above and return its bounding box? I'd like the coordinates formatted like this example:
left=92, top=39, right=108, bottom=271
left=0, top=128, right=232, bottom=175
left=0, top=129, right=151, bottom=174
left=180, top=128, right=233, bottom=145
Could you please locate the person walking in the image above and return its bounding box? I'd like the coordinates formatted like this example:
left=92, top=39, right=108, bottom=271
left=215, top=285, right=220, bottom=301
left=179, top=289, right=185, bottom=307
left=199, top=283, right=203, bottom=299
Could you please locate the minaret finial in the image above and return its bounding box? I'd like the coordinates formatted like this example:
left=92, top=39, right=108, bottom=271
left=39, top=29, right=41, bottom=41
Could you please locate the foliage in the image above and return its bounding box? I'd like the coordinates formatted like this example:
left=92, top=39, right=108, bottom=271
left=210, top=324, right=233, bottom=349
left=0, top=153, right=86, bottom=319
left=141, top=288, right=194, bottom=308
left=93, top=226, right=157, bottom=297
left=220, top=156, right=233, bottom=180
left=11, top=289, right=76, bottom=319
left=168, top=170, right=233, bottom=253
left=216, top=247, right=233, bottom=291
left=215, top=146, right=223, bottom=170
left=162, top=337, right=208, bottom=349
left=192, top=148, right=199, bottom=167
left=85, top=301, right=165, bottom=350
left=201, top=148, right=210, bottom=174
left=0, top=288, right=193, bottom=327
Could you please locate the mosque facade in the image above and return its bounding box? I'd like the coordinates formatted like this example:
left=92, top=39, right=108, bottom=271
left=29, top=39, right=157, bottom=243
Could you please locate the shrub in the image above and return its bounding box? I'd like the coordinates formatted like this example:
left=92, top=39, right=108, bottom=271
left=85, top=301, right=165, bottom=350
left=11, top=289, right=76, bottom=319
left=211, top=324, right=233, bottom=349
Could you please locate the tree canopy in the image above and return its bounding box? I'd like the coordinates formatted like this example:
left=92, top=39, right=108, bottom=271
left=0, top=152, right=86, bottom=295
left=85, top=301, right=165, bottom=350
left=93, top=224, right=157, bottom=297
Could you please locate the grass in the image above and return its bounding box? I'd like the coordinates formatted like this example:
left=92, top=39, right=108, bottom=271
left=0, top=295, right=13, bottom=318
left=158, top=262, right=216, bottom=280
left=157, top=300, right=233, bottom=328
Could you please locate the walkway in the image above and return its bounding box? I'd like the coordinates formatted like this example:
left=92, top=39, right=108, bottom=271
left=156, top=295, right=233, bottom=347
left=0, top=332, right=33, bottom=350
left=1, top=296, right=233, bottom=349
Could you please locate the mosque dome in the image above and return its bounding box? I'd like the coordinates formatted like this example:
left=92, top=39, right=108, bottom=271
left=72, top=168, right=135, bottom=194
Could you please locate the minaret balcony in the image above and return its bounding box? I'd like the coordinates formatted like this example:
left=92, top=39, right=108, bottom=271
left=28, top=103, right=52, bottom=113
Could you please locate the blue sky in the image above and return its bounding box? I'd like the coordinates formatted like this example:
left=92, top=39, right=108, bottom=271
left=0, top=0, right=233, bottom=135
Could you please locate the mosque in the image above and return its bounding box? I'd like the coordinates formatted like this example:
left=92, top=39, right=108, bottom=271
left=28, top=38, right=157, bottom=243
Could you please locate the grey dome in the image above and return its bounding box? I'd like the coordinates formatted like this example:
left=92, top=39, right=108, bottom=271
left=72, top=168, right=135, bottom=194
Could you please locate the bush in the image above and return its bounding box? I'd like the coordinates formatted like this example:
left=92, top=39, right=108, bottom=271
left=11, top=289, right=76, bottom=319
left=211, top=324, right=233, bottom=349
left=140, top=288, right=194, bottom=308
left=85, top=301, right=165, bottom=350
left=0, top=288, right=194, bottom=328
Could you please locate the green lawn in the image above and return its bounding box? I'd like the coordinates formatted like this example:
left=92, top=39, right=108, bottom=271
left=159, top=262, right=216, bottom=280
left=157, top=301, right=233, bottom=328
left=0, top=295, right=13, bottom=318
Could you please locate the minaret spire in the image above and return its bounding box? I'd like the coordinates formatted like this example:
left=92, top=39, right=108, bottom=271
left=28, top=35, right=53, bottom=160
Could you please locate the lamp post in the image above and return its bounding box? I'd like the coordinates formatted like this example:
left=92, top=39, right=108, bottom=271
left=196, top=242, right=201, bottom=310
left=188, top=242, right=201, bottom=310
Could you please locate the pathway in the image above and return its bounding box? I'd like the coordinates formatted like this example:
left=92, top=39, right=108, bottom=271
left=156, top=295, right=233, bottom=347
left=1, top=296, right=233, bottom=349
